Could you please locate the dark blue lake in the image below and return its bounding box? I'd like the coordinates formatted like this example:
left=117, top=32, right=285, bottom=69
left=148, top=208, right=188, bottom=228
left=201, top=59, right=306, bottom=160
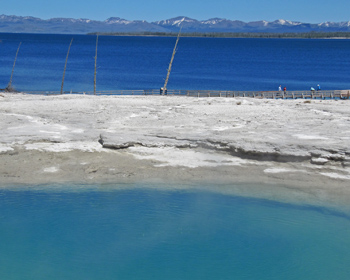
left=1, top=185, right=350, bottom=280
left=1, top=33, right=350, bottom=92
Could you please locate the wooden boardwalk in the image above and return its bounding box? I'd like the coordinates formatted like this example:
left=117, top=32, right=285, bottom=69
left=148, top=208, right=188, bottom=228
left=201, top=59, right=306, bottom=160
left=4, top=89, right=350, bottom=99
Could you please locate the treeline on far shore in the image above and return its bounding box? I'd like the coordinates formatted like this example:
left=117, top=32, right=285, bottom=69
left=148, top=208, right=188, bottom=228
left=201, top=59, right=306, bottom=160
left=88, top=31, right=350, bottom=39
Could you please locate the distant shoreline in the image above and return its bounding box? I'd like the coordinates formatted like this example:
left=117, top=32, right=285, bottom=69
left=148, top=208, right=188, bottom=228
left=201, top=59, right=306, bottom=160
left=88, top=31, right=350, bottom=39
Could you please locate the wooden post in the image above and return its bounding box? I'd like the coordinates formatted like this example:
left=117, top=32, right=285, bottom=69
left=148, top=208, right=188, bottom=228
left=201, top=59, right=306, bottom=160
left=163, top=25, right=182, bottom=95
left=61, top=38, right=73, bottom=94
left=7, top=42, right=22, bottom=91
left=94, top=35, right=98, bottom=95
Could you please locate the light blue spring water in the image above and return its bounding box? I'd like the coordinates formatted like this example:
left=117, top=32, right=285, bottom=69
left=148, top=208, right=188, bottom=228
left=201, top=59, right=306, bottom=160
left=1, top=184, right=350, bottom=279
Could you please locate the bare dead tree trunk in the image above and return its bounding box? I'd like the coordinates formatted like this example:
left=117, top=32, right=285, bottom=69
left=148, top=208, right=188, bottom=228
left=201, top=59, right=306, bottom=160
left=94, top=35, right=98, bottom=95
left=162, top=26, right=182, bottom=95
left=61, top=38, right=73, bottom=94
left=7, top=42, right=22, bottom=91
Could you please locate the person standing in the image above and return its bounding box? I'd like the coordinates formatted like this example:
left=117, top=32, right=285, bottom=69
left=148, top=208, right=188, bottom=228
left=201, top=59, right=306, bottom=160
left=317, top=84, right=321, bottom=91
left=283, top=86, right=286, bottom=94
left=279, top=85, right=282, bottom=91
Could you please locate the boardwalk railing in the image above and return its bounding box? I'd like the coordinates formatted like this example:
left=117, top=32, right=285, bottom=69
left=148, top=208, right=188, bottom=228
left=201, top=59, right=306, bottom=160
left=12, top=89, right=350, bottom=99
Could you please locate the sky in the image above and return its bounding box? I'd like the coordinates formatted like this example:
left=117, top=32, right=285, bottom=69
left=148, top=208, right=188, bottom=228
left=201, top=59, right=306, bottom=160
left=2, top=0, right=350, bottom=23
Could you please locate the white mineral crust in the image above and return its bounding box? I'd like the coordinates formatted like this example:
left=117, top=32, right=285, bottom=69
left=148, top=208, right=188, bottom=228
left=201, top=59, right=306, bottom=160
left=1, top=93, right=349, bottom=208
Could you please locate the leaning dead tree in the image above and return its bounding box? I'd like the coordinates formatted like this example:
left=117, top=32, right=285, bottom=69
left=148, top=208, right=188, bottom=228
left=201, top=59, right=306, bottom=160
left=60, top=38, right=73, bottom=94
left=6, top=42, right=22, bottom=92
left=94, top=35, right=98, bottom=95
left=162, top=25, right=182, bottom=95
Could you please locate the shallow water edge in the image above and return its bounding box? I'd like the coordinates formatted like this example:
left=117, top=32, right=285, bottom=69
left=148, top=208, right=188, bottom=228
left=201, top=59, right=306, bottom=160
left=1, top=186, right=350, bottom=280
left=2, top=178, right=350, bottom=215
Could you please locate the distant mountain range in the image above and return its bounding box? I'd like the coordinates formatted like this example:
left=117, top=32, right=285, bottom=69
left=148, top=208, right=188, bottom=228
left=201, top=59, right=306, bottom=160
left=1, top=14, right=350, bottom=34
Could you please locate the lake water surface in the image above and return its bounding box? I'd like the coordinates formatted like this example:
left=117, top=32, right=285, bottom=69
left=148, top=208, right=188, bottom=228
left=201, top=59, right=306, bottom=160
left=1, top=33, right=350, bottom=92
left=1, top=185, right=350, bottom=279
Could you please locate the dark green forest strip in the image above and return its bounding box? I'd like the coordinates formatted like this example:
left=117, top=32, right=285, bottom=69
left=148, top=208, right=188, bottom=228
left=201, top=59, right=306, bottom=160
left=88, top=31, right=350, bottom=38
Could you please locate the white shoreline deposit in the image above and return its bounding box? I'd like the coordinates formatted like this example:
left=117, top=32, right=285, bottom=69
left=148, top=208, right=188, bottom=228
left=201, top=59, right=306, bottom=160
left=1, top=93, right=349, bottom=207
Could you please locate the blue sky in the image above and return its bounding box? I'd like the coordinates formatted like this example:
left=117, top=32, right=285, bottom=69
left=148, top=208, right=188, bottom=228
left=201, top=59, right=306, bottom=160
left=2, top=0, right=349, bottom=23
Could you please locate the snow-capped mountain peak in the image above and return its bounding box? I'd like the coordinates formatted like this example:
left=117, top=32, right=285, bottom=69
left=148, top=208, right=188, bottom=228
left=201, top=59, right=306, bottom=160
left=272, top=19, right=302, bottom=26
left=155, top=16, right=197, bottom=26
left=105, top=17, right=132, bottom=24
